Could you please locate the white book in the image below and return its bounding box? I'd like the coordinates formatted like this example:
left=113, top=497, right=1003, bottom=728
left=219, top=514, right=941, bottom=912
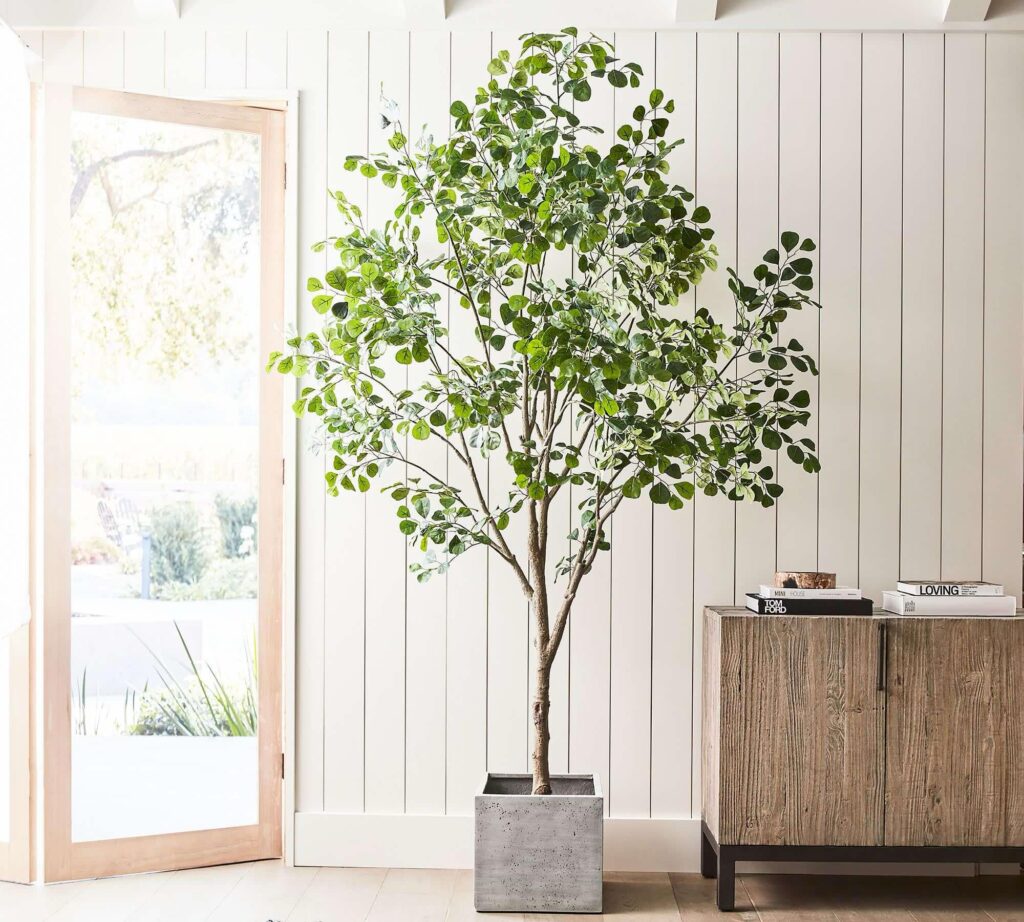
left=896, top=580, right=1003, bottom=597
left=882, top=591, right=1017, bottom=617
left=758, top=585, right=862, bottom=600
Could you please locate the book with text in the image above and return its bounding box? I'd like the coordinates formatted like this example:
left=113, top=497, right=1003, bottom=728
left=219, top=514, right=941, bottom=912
left=896, top=581, right=1003, bottom=597
left=882, top=591, right=1016, bottom=616
left=745, top=593, right=874, bottom=615
left=758, top=585, right=862, bottom=600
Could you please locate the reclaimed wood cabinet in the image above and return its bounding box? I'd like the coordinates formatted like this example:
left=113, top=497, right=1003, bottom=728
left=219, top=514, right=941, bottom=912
left=700, top=607, right=1024, bottom=911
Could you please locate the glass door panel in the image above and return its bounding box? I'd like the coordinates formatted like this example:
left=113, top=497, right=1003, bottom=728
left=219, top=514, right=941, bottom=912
left=68, top=109, right=262, bottom=842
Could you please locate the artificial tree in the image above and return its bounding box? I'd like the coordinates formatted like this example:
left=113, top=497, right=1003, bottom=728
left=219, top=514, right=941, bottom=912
left=270, top=29, right=821, bottom=796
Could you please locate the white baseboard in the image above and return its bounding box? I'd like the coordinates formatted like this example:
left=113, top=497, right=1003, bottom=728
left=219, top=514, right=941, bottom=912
left=293, top=813, right=1021, bottom=877
left=294, top=813, right=699, bottom=871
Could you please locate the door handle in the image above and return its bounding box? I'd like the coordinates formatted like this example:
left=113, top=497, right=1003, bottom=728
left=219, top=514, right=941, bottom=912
left=877, top=621, right=888, bottom=692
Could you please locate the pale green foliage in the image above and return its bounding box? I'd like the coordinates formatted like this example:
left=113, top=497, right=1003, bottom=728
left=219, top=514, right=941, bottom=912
left=272, top=29, right=821, bottom=588
left=71, top=116, right=259, bottom=380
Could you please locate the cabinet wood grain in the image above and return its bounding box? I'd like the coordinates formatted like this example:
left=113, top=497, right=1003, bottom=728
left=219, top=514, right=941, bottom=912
left=703, top=608, right=885, bottom=846
left=885, top=617, right=1024, bottom=846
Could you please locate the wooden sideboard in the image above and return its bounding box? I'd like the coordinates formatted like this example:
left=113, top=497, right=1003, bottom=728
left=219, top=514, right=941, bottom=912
left=700, top=606, right=1024, bottom=911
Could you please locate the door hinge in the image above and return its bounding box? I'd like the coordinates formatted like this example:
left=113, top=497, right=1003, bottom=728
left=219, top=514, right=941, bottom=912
left=281, top=457, right=286, bottom=485
left=283, top=162, right=288, bottom=190
left=281, top=753, right=285, bottom=778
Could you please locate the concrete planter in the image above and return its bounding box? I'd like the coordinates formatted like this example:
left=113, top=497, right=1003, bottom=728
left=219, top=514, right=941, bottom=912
left=474, top=773, right=603, bottom=913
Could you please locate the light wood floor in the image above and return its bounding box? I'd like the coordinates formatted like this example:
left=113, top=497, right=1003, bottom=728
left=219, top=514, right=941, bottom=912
left=0, top=862, right=1020, bottom=921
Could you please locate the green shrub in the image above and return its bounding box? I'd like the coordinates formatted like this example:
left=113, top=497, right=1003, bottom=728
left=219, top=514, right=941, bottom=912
left=153, top=557, right=257, bottom=601
left=214, top=493, right=257, bottom=558
left=148, top=502, right=208, bottom=586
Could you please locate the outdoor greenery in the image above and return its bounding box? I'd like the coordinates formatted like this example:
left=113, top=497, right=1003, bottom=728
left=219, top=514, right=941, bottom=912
left=153, top=557, right=257, bottom=601
left=214, top=493, right=258, bottom=559
left=129, top=623, right=257, bottom=737
left=149, top=502, right=209, bottom=587
left=271, top=29, right=821, bottom=793
left=71, top=119, right=259, bottom=381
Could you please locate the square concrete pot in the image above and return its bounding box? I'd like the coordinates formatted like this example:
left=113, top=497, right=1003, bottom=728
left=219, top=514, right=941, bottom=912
left=474, top=772, right=603, bottom=913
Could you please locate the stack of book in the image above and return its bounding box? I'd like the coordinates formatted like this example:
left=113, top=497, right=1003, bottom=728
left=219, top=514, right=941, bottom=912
left=882, top=581, right=1017, bottom=616
left=745, top=584, right=873, bottom=616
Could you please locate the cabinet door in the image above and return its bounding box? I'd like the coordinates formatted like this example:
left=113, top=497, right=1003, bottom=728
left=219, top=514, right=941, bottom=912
left=885, top=618, right=1024, bottom=846
left=718, top=616, right=886, bottom=845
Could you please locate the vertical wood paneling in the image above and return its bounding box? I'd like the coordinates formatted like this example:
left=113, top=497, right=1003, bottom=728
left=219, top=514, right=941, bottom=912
left=817, top=33, right=861, bottom=589
left=363, top=30, right=411, bottom=813
left=288, top=28, right=329, bottom=814
left=941, top=34, right=985, bottom=580
left=608, top=30, right=656, bottom=819
left=650, top=29, right=696, bottom=819
left=245, top=30, right=288, bottom=90
left=445, top=31, right=491, bottom=814
left=983, top=35, right=1024, bottom=605
left=776, top=33, right=820, bottom=574
left=734, top=32, right=779, bottom=601
left=322, top=29, right=369, bottom=815
left=82, top=30, right=123, bottom=89
left=123, top=30, right=165, bottom=92
left=858, top=33, right=903, bottom=602
left=486, top=29, right=529, bottom=777
left=204, top=30, right=246, bottom=89
left=900, top=34, right=944, bottom=583
left=567, top=38, right=615, bottom=808
left=691, top=30, right=738, bottom=816
left=164, top=30, right=205, bottom=91
left=42, top=31, right=83, bottom=84
left=405, top=29, right=451, bottom=816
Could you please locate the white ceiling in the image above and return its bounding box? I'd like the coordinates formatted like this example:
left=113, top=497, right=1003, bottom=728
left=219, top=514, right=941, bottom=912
left=4, top=0, right=1024, bottom=30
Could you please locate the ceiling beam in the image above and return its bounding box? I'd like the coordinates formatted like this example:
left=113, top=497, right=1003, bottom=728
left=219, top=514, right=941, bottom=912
left=943, top=0, right=991, bottom=20
left=404, top=0, right=447, bottom=26
left=675, top=0, right=718, bottom=20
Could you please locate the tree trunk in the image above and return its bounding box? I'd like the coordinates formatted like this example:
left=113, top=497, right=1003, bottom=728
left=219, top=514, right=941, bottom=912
left=531, top=655, right=552, bottom=795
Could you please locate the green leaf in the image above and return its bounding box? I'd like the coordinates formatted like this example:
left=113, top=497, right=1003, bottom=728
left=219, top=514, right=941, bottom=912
left=791, top=390, right=810, bottom=408
left=649, top=88, right=664, bottom=108
left=572, top=80, right=592, bottom=102
left=412, top=420, right=430, bottom=441
left=781, top=230, right=799, bottom=251
left=312, top=294, right=333, bottom=314
left=449, top=100, right=469, bottom=118
left=608, top=69, right=628, bottom=88
left=786, top=444, right=805, bottom=464
left=691, top=205, right=711, bottom=224
left=650, top=483, right=671, bottom=504
left=763, top=429, right=783, bottom=451
left=307, top=277, right=323, bottom=292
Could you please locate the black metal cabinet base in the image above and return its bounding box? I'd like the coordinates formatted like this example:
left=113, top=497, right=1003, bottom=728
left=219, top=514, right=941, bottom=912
left=700, top=821, right=1024, bottom=912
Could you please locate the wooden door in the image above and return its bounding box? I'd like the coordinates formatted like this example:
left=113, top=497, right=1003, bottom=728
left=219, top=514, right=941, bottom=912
left=38, top=86, right=286, bottom=881
left=709, top=611, right=886, bottom=846
left=884, top=617, right=1024, bottom=846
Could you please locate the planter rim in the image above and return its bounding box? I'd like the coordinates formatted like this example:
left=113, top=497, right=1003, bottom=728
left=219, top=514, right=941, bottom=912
left=477, top=771, right=603, bottom=799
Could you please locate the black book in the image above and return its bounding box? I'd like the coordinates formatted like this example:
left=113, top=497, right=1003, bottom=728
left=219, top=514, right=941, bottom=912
left=745, top=593, right=874, bottom=616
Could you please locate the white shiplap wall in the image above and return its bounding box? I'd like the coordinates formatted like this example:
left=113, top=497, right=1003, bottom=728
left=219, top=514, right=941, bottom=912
left=21, top=27, right=1024, bottom=869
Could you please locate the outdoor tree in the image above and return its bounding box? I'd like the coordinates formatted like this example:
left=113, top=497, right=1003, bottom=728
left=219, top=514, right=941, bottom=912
left=271, top=29, right=822, bottom=795
left=72, top=120, right=259, bottom=383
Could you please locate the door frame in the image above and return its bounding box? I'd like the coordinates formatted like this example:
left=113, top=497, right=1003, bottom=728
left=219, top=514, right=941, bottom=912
left=35, top=85, right=294, bottom=882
